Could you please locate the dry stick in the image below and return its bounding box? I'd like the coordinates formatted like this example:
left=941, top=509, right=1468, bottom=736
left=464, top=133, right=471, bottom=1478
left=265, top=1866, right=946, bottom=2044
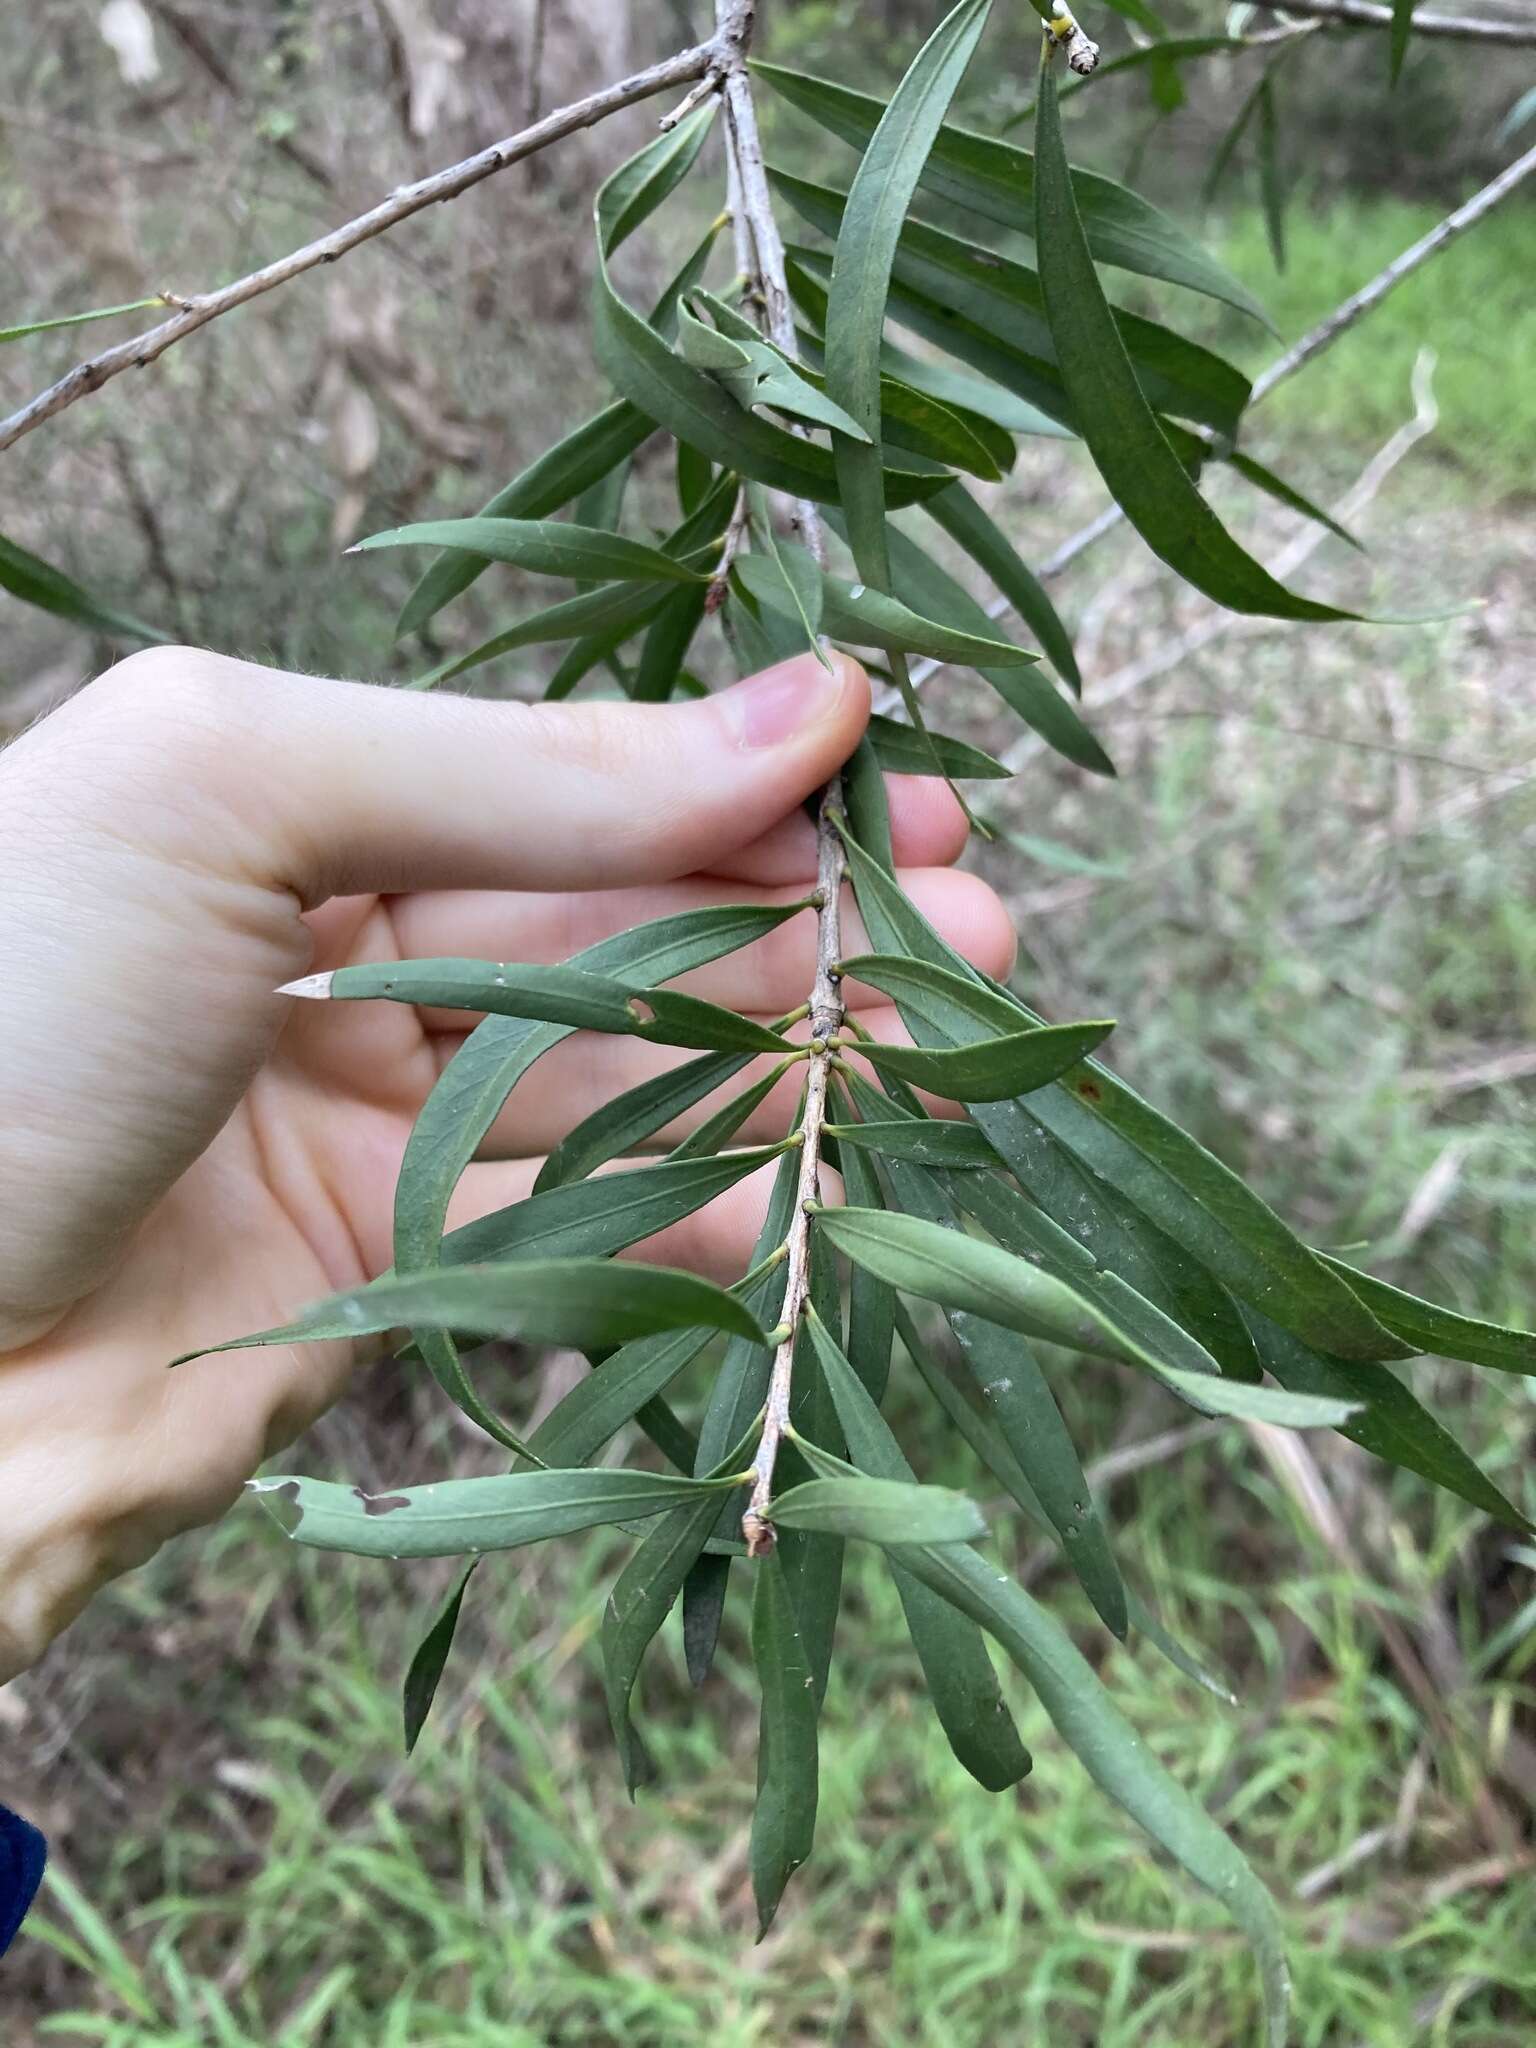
left=1257, top=0, right=1536, bottom=44
left=710, top=0, right=843, bottom=1556
left=888, top=132, right=1536, bottom=715
left=0, top=40, right=716, bottom=456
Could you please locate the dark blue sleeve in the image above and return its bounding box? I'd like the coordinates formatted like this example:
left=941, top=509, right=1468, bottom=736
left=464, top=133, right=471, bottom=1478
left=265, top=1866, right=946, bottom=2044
left=0, top=1801, right=47, bottom=1959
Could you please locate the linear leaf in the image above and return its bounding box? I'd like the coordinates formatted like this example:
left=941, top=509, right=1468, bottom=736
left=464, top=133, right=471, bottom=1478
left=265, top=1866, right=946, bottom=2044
left=864, top=713, right=1009, bottom=781
left=1391, top=0, right=1416, bottom=82
left=924, top=481, right=1081, bottom=692
left=888, top=1538, right=1291, bottom=2041
left=0, top=531, right=167, bottom=643
left=1318, top=1260, right=1536, bottom=1378
left=1226, top=451, right=1362, bottom=551
left=1257, top=77, right=1287, bottom=271
left=683, top=1553, right=732, bottom=1686
left=1250, top=1311, right=1530, bottom=1529
left=733, top=551, right=1036, bottom=671
left=835, top=512, right=1114, bottom=775
left=402, top=1562, right=477, bottom=1753
left=535, top=1050, right=752, bottom=1192
left=250, top=1463, right=740, bottom=1560
left=394, top=901, right=805, bottom=1448
left=826, top=1118, right=998, bottom=1168
left=770, top=1473, right=985, bottom=1544
left=753, top=60, right=1273, bottom=326
left=851, top=1017, right=1115, bottom=1100
left=773, top=166, right=1252, bottom=436
left=439, top=1144, right=788, bottom=1268
left=531, top=1325, right=718, bottom=1469
left=1035, top=63, right=1359, bottom=624
left=182, top=1258, right=769, bottom=1365
left=802, top=1306, right=1029, bottom=1788
left=321, top=958, right=790, bottom=1054
left=835, top=905, right=1411, bottom=1363
left=0, top=295, right=163, bottom=343
left=358, top=517, right=707, bottom=584
left=751, top=1552, right=819, bottom=1934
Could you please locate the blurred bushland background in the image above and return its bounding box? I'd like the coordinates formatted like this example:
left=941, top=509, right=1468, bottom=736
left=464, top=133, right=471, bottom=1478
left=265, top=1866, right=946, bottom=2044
left=4, top=2, right=1536, bottom=2042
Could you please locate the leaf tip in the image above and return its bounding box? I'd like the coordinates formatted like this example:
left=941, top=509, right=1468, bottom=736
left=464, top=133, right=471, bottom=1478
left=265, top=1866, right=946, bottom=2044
left=277, top=971, right=336, bottom=1000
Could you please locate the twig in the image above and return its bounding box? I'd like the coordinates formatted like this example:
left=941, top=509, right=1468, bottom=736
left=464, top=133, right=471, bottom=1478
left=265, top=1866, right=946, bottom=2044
left=1251, top=136, right=1536, bottom=403
left=524, top=0, right=549, bottom=126
left=0, top=40, right=716, bottom=456
left=705, top=485, right=751, bottom=611
left=710, top=0, right=842, bottom=1556
left=1256, top=0, right=1536, bottom=45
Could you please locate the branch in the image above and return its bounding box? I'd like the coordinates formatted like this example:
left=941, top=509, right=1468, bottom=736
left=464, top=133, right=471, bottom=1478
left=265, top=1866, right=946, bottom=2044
left=710, top=0, right=843, bottom=1556
left=1256, top=0, right=1536, bottom=45
left=0, top=40, right=715, bottom=457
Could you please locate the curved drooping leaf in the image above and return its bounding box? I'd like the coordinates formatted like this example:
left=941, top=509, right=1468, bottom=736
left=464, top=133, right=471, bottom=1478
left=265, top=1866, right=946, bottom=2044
left=1317, top=1259, right=1536, bottom=1377
left=438, top=1144, right=789, bottom=1268
left=802, top=1307, right=1031, bottom=1790
left=1249, top=1311, right=1530, bottom=1529
left=683, top=291, right=873, bottom=442
left=251, top=1463, right=741, bottom=1560
left=403, top=1563, right=476, bottom=1752
left=668, top=1062, right=795, bottom=1163
left=817, top=1207, right=1360, bottom=1427
left=1226, top=451, right=1362, bottom=551
left=733, top=551, right=1037, bottom=670
left=751, top=1552, right=820, bottom=1935
left=863, top=715, right=1009, bottom=781
left=631, top=582, right=711, bottom=702
left=535, top=1050, right=754, bottom=1192
left=830, top=511, right=1113, bottom=776
left=825, top=1118, right=998, bottom=1168
left=0, top=532, right=167, bottom=643
left=316, top=957, right=790, bottom=1055
left=180, top=1257, right=769, bottom=1366
left=358, top=518, right=708, bottom=584
left=884, top=1538, right=1291, bottom=2043
left=773, top=166, right=1252, bottom=437
left=825, top=1083, right=898, bottom=1406
left=1257, top=77, right=1287, bottom=272
left=742, top=509, right=825, bottom=667
left=849, top=1012, right=1115, bottom=1101
left=769, top=1473, right=985, bottom=1545
left=752, top=60, right=1273, bottom=326
left=1034, top=63, right=1364, bottom=625
left=531, top=1325, right=717, bottom=1470
left=833, top=881, right=1412, bottom=1364
left=868, top=1149, right=1129, bottom=1636
left=603, top=1487, right=724, bottom=1792
left=924, top=481, right=1081, bottom=692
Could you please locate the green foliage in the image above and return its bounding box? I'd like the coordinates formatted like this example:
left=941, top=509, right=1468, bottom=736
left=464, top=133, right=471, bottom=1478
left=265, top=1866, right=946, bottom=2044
left=66, top=7, right=1528, bottom=2042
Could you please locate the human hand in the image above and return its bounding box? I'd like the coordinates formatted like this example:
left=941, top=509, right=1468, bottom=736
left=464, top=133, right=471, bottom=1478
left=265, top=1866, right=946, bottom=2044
left=0, top=646, right=1015, bottom=1679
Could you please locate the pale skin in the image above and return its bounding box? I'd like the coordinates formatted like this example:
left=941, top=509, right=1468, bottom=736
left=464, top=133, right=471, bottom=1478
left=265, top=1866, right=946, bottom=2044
left=0, top=646, right=1016, bottom=1684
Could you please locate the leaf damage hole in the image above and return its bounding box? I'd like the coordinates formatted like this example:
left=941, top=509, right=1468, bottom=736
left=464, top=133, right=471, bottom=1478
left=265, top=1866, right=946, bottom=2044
left=354, top=1488, right=413, bottom=1516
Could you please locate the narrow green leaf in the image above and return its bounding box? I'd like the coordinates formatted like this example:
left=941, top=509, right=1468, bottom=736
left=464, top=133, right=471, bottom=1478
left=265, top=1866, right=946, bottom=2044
left=531, top=1326, right=718, bottom=1469
left=851, top=1017, right=1115, bottom=1100
left=0, top=296, right=164, bottom=343
left=683, top=1552, right=732, bottom=1685
left=534, top=1050, right=752, bottom=1192
left=1318, top=1259, right=1536, bottom=1378
left=879, top=336, right=1072, bottom=439
left=750, top=1553, right=820, bottom=1935
left=694, top=1147, right=800, bottom=1477
left=357, top=517, right=707, bottom=584
left=597, top=97, right=719, bottom=255
left=393, top=900, right=805, bottom=1445
left=742, top=508, right=826, bottom=666
left=1035, top=62, right=1357, bottom=625
left=844, top=732, right=895, bottom=874
left=734, top=552, right=1037, bottom=671
left=439, top=1145, right=788, bottom=1269
left=887, top=1539, right=1291, bottom=2043
left=1256, top=78, right=1288, bottom=271
left=1390, top=0, right=1416, bottom=83
left=183, top=1257, right=768, bottom=1364
left=754, top=60, right=1273, bottom=326
left=1250, top=1311, right=1530, bottom=1529
left=631, top=582, right=710, bottom=702
left=769, top=1473, right=985, bottom=1544
left=835, top=908, right=1412, bottom=1363
left=322, top=957, right=790, bottom=1055
left=803, top=1306, right=1030, bottom=1788
left=925, top=481, right=1081, bottom=692
left=0, top=531, right=167, bottom=643
left=250, top=1462, right=740, bottom=1560
left=1226, top=451, right=1362, bottom=551
left=403, top=1562, right=477, bottom=1752
left=826, top=1118, right=998, bottom=1168
left=864, top=713, right=1009, bottom=781
left=773, top=166, right=1252, bottom=437
left=668, top=1062, right=794, bottom=1163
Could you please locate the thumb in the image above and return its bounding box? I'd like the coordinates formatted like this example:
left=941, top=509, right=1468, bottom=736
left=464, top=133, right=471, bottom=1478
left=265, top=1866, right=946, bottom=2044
left=79, top=647, right=870, bottom=903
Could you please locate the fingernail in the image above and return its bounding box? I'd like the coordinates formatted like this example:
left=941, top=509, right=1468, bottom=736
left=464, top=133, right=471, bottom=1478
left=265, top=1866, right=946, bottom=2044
left=721, top=653, right=854, bottom=750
